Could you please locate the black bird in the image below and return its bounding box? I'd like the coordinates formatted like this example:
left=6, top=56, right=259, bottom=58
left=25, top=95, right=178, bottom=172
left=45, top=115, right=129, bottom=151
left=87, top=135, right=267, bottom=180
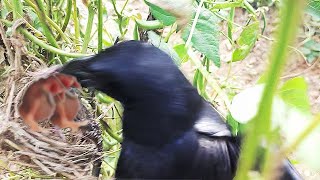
left=61, top=41, right=301, bottom=179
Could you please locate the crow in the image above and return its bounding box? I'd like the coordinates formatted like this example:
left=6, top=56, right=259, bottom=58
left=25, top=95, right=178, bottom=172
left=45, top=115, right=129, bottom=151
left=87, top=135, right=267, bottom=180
left=60, top=40, right=301, bottom=179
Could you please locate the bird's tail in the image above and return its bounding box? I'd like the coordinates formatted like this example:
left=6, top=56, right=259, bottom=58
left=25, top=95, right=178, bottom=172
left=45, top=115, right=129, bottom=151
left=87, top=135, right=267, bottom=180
left=280, top=159, right=302, bottom=180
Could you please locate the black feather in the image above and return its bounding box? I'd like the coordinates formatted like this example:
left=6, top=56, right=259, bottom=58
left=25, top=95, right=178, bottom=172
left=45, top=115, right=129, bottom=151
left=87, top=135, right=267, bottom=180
left=61, top=40, right=301, bottom=180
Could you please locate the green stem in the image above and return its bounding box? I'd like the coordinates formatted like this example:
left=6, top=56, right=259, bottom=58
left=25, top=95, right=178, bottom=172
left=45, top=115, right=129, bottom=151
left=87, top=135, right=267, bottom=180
left=22, top=28, right=86, bottom=57
left=57, top=0, right=72, bottom=40
left=185, top=0, right=231, bottom=109
left=25, top=0, right=71, bottom=43
left=185, top=0, right=204, bottom=47
left=283, top=114, right=320, bottom=155
left=97, top=0, right=103, bottom=52
left=5, top=0, right=43, bottom=37
left=82, top=3, right=95, bottom=53
left=47, top=0, right=52, bottom=18
left=164, top=25, right=176, bottom=43
left=213, top=11, right=242, bottom=27
left=135, top=19, right=164, bottom=30
left=1, top=20, right=87, bottom=58
left=235, top=0, right=305, bottom=179
left=110, top=0, right=124, bottom=36
left=187, top=49, right=231, bottom=110
left=12, top=0, right=23, bottom=19
left=228, top=7, right=235, bottom=42
left=110, top=0, right=121, bottom=18
left=133, top=20, right=140, bottom=40
left=120, top=0, right=129, bottom=14
left=35, top=0, right=67, bottom=63
left=208, top=1, right=242, bottom=9
left=100, top=120, right=123, bottom=143
left=242, top=0, right=257, bottom=18
left=2, top=19, right=87, bottom=58
left=72, top=0, right=80, bottom=49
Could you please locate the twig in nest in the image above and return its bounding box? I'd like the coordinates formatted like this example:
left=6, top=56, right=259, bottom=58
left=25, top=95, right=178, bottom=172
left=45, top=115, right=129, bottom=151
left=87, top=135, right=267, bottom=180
left=3, top=139, right=22, bottom=151
left=5, top=79, right=15, bottom=123
left=32, top=158, right=55, bottom=176
left=11, top=19, right=28, bottom=75
left=28, top=131, right=70, bottom=147
left=9, top=161, right=38, bottom=168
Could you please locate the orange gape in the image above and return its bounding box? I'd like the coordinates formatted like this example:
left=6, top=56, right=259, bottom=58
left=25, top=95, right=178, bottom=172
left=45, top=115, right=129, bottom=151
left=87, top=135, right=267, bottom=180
left=18, top=73, right=88, bottom=132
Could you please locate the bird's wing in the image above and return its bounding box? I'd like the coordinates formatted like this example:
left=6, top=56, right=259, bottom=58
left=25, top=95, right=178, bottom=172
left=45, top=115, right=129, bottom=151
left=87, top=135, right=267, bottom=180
left=193, top=101, right=302, bottom=180
left=188, top=101, right=240, bottom=179
left=194, top=101, right=232, bottom=137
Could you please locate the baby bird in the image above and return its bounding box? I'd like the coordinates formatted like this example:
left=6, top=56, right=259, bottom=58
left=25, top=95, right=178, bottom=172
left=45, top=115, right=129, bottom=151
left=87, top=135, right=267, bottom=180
left=18, top=73, right=85, bottom=132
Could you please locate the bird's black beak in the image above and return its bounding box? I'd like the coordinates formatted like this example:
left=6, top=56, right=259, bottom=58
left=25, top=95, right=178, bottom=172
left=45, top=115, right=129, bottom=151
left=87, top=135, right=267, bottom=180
left=59, top=55, right=97, bottom=88
left=60, top=55, right=94, bottom=75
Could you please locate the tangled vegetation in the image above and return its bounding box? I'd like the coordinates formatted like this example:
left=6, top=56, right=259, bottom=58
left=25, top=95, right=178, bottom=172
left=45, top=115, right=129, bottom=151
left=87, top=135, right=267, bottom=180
left=0, top=0, right=319, bottom=179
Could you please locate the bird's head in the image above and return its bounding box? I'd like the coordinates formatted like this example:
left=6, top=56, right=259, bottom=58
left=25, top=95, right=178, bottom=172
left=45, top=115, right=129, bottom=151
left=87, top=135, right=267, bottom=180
left=61, top=41, right=203, bottom=145
left=61, top=41, right=199, bottom=107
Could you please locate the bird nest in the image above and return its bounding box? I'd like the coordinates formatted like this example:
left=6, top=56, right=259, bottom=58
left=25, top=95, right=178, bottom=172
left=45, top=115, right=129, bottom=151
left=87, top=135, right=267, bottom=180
left=0, top=22, right=102, bottom=179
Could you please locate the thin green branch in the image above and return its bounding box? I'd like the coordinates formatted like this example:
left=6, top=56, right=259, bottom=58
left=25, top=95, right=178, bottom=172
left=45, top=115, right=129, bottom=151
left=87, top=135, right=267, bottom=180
left=100, top=120, right=123, bottom=143
left=82, top=3, right=95, bottom=53
left=283, top=114, right=320, bottom=155
left=235, top=0, right=305, bottom=179
left=72, top=0, right=80, bottom=49
left=57, top=0, right=72, bottom=40
left=1, top=19, right=87, bottom=58
left=120, top=0, right=129, bottom=14
left=25, top=0, right=71, bottom=43
left=213, top=11, right=242, bottom=28
left=185, top=0, right=204, bottom=47
left=187, top=49, right=231, bottom=111
left=34, top=0, right=67, bottom=63
left=228, top=7, right=235, bottom=42
left=242, top=0, right=257, bottom=18
left=185, top=0, right=231, bottom=109
left=12, top=0, right=23, bottom=19
left=97, top=0, right=103, bottom=52
left=110, top=0, right=121, bottom=18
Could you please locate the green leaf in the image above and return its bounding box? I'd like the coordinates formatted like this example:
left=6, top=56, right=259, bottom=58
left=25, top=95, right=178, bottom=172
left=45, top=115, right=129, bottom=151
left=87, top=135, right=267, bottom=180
left=147, top=31, right=181, bottom=66
left=230, top=84, right=265, bottom=124
left=96, top=92, right=115, bottom=104
left=278, top=77, right=311, bottom=114
left=226, top=113, right=239, bottom=136
left=232, top=21, right=260, bottom=62
left=306, top=0, right=320, bottom=18
left=231, top=77, right=311, bottom=125
left=144, top=0, right=176, bottom=26
left=173, top=44, right=189, bottom=63
left=182, top=8, right=221, bottom=67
